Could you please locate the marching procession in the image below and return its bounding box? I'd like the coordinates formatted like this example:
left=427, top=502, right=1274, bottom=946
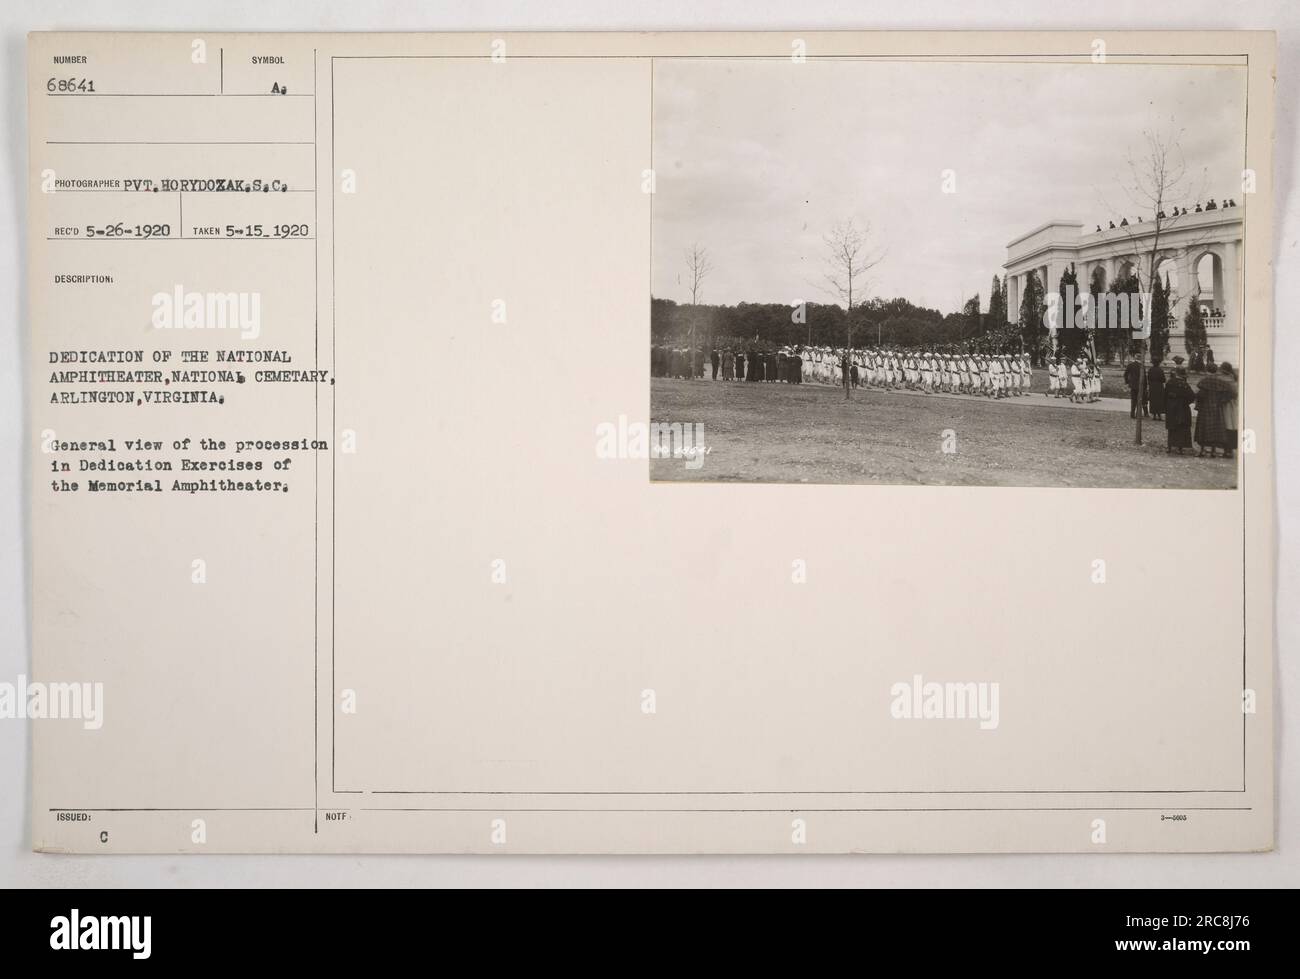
left=652, top=340, right=1238, bottom=457
left=652, top=344, right=1040, bottom=399
left=1047, top=357, right=1105, bottom=403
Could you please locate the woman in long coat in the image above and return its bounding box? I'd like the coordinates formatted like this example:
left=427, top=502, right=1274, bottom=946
left=1164, top=368, right=1196, bottom=453
left=1219, top=363, right=1239, bottom=459
left=1147, top=362, right=1167, bottom=420
left=1194, top=369, right=1233, bottom=457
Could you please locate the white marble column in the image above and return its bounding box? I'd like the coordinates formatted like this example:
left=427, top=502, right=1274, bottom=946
left=1222, top=241, right=1239, bottom=326
left=1080, top=261, right=1097, bottom=300
left=1080, top=262, right=1098, bottom=326
left=1221, top=239, right=1240, bottom=361
left=1174, top=248, right=1196, bottom=321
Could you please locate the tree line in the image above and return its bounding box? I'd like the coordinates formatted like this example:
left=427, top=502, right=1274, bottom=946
left=650, top=294, right=987, bottom=352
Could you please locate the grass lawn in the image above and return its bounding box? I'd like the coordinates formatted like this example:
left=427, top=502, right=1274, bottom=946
left=650, top=378, right=1236, bottom=489
left=1026, top=363, right=1219, bottom=401
left=1026, top=364, right=1129, bottom=399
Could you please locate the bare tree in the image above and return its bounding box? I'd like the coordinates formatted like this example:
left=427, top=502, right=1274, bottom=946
left=684, top=243, right=714, bottom=377
left=1102, top=126, right=1210, bottom=444
left=822, top=220, right=885, bottom=399
left=686, top=242, right=713, bottom=305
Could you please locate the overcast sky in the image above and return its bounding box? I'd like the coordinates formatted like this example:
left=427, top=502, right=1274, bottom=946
left=651, top=59, right=1247, bottom=313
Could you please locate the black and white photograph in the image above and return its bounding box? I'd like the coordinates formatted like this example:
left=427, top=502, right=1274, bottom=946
left=650, top=57, right=1247, bottom=488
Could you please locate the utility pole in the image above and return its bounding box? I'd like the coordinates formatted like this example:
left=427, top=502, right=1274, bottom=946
left=1135, top=337, right=1146, bottom=444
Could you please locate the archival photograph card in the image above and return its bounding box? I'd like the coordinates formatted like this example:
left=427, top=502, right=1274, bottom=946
left=26, top=30, right=1275, bottom=853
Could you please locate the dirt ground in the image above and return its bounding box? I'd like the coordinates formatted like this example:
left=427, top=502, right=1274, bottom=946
left=650, top=378, right=1238, bottom=488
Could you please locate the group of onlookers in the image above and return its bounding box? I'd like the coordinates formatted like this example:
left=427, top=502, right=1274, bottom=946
left=1127, top=357, right=1239, bottom=458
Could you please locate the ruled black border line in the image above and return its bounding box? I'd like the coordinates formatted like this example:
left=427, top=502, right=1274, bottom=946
left=356, top=806, right=1252, bottom=814
left=45, top=140, right=314, bottom=145
left=36, top=46, right=1257, bottom=823
left=40, top=44, right=320, bottom=820
left=49, top=808, right=314, bottom=813
left=46, top=805, right=1250, bottom=814
left=314, top=46, right=321, bottom=835
left=316, top=50, right=1254, bottom=806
